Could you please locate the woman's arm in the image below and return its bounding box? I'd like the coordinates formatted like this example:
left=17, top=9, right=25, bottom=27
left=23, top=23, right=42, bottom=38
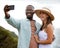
left=34, top=24, right=54, bottom=44
left=38, top=24, right=53, bottom=44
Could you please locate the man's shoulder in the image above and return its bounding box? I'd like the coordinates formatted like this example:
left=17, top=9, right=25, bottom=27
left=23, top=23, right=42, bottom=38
left=20, top=19, right=28, bottom=22
left=20, top=19, right=27, bottom=21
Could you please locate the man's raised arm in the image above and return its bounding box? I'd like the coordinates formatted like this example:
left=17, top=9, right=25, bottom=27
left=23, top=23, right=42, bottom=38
left=4, top=5, right=20, bottom=30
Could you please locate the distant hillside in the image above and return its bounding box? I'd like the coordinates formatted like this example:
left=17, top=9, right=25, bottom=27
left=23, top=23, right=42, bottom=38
left=0, top=26, right=18, bottom=48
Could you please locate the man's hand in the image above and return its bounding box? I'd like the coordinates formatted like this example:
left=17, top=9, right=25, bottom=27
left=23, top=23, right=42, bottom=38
left=4, top=5, right=10, bottom=12
left=52, top=35, right=55, bottom=42
left=4, top=5, right=10, bottom=18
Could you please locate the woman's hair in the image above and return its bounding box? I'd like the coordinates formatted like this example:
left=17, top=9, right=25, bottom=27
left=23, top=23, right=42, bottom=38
left=40, top=16, right=52, bottom=30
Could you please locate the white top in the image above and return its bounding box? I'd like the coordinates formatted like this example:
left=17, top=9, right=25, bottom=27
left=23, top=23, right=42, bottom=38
left=38, top=30, right=52, bottom=48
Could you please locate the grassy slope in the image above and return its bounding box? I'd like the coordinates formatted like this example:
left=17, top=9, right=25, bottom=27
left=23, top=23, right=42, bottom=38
left=0, top=26, right=18, bottom=48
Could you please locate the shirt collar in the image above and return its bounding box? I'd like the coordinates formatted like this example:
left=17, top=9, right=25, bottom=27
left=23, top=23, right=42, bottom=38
left=26, top=18, right=36, bottom=22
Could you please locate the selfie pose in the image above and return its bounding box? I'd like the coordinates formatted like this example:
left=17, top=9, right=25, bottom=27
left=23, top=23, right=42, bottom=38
left=4, top=5, right=41, bottom=48
left=34, top=7, right=54, bottom=48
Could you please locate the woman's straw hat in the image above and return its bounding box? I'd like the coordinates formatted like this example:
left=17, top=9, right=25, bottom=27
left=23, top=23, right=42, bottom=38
left=35, top=7, right=54, bottom=21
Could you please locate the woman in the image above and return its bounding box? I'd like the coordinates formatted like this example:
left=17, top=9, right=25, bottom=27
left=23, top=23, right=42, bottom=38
left=34, top=7, right=54, bottom=48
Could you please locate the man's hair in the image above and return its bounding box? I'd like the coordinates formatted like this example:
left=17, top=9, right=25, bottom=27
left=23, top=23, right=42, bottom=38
left=26, top=5, right=34, bottom=9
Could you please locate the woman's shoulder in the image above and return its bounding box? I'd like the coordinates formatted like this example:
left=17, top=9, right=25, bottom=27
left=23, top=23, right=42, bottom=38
left=47, top=23, right=54, bottom=29
left=45, top=23, right=54, bottom=32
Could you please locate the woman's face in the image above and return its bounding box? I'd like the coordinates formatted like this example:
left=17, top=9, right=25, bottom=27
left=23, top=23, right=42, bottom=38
left=39, top=12, right=48, bottom=21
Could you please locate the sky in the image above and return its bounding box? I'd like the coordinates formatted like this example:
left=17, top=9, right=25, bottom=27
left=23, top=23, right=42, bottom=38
left=0, top=0, right=60, bottom=35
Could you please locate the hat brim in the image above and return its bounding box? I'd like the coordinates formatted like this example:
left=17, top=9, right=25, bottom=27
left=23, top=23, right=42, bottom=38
left=35, top=10, right=54, bottom=21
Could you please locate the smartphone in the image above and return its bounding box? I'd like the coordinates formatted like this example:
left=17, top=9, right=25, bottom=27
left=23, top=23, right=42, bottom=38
left=8, top=5, right=14, bottom=10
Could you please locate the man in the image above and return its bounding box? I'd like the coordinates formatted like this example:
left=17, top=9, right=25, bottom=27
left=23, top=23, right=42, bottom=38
left=4, top=5, right=41, bottom=48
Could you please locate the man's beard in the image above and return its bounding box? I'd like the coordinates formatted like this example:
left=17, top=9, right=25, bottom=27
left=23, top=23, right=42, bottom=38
left=27, top=16, right=33, bottom=20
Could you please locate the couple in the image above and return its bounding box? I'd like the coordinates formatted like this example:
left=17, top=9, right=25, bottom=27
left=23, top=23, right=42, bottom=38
left=4, top=5, right=54, bottom=48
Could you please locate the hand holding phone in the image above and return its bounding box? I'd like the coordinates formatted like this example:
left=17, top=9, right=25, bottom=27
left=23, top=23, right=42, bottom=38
left=4, top=5, right=14, bottom=12
left=4, top=5, right=14, bottom=18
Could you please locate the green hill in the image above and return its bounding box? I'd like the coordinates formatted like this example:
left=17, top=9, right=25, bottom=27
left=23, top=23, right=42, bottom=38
left=0, top=26, right=18, bottom=48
